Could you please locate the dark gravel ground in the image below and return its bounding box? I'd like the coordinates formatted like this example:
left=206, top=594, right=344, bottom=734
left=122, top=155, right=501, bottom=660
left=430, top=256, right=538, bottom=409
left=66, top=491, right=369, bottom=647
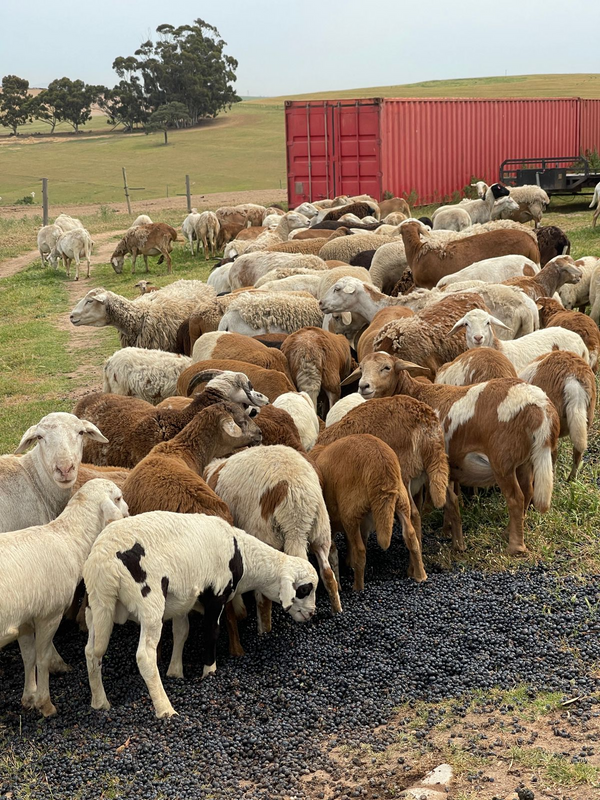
left=1, top=530, right=600, bottom=800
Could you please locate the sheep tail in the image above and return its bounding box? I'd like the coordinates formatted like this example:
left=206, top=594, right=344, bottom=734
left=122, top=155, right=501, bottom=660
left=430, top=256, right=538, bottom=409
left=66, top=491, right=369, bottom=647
left=424, top=435, right=449, bottom=508
left=564, top=377, right=590, bottom=455
left=531, top=408, right=555, bottom=513
left=369, top=491, right=397, bottom=551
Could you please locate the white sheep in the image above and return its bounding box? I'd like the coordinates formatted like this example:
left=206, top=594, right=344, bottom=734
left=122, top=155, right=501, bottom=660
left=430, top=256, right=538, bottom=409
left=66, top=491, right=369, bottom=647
left=52, top=228, right=94, bottom=280
left=272, top=392, right=320, bottom=450
left=194, top=211, right=220, bottom=260
left=325, top=393, right=366, bottom=426
left=254, top=266, right=329, bottom=288
left=83, top=512, right=318, bottom=717
left=0, top=412, right=108, bottom=533
left=103, top=347, right=193, bottom=404
left=256, top=273, right=323, bottom=297
left=436, top=255, right=540, bottom=287
left=432, top=206, right=472, bottom=232
left=451, top=308, right=590, bottom=371
left=37, top=224, right=63, bottom=267
left=229, top=252, right=327, bottom=290
left=0, top=479, right=128, bottom=716
left=54, top=213, right=84, bottom=232
left=129, top=214, right=153, bottom=228
left=558, top=256, right=600, bottom=310
left=182, top=209, right=201, bottom=254
left=443, top=281, right=540, bottom=338
left=294, top=202, right=319, bottom=218
left=495, top=185, right=550, bottom=227
left=218, top=291, right=324, bottom=336
left=207, top=262, right=233, bottom=294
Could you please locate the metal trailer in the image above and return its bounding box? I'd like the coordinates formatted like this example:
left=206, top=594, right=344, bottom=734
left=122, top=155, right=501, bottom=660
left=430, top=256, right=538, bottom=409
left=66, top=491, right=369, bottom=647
left=499, top=156, right=600, bottom=197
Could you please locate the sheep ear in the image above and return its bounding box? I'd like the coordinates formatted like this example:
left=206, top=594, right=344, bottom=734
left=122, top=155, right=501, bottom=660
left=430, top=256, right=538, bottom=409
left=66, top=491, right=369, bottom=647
left=341, top=368, right=361, bottom=387
left=449, top=316, right=468, bottom=335
left=93, top=292, right=107, bottom=304
left=81, top=420, right=109, bottom=443
left=221, top=417, right=243, bottom=437
left=342, top=283, right=356, bottom=295
left=394, top=359, right=431, bottom=377
left=340, top=312, right=352, bottom=325
left=15, top=424, right=40, bottom=454
left=489, top=315, right=510, bottom=330
left=536, top=302, right=543, bottom=310
left=100, top=496, right=123, bottom=525
left=279, top=574, right=296, bottom=611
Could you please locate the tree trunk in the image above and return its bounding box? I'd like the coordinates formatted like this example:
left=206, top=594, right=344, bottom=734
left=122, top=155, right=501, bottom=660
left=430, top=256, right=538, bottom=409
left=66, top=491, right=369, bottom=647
left=164, top=129, right=168, bottom=145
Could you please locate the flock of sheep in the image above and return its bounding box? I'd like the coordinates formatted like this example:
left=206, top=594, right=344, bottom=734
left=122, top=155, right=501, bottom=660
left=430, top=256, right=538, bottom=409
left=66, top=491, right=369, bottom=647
left=4, top=182, right=600, bottom=721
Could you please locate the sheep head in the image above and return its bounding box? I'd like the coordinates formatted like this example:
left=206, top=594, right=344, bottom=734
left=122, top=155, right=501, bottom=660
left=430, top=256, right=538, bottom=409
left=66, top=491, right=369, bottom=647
left=342, top=351, right=430, bottom=398
left=450, top=309, right=508, bottom=348
left=70, top=288, right=111, bottom=327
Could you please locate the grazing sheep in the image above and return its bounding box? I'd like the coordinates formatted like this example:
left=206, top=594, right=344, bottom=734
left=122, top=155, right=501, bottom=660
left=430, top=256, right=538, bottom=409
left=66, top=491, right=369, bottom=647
left=218, top=291, right=324, bottom=336
left=54, top=213, right=84, bottom=232
left=325, top=394, right=366, bottom=426
left=281, top=327, right=354, bottom=413
left=182, top=209, right=201, bottom=254
left=178, top=360, right=295, bottom=402
left=535, top=297, right=600, bottom=371
left=312, top=434, right=426, bottom=589
left=436, top=255, right=539, bottom=287
left=272, top=392, right=320, bottom=450
left=503, top=185, right=550, bottom=227
left=110, top=223, right=178, bottom=275
left=84, top=513, right=318, bottom=717
left=129, top=214, right=153, bottom=228
left=191, top=331, right=292, bottom=379
left=52, top=228, right=93, bottom=281
left=37, top=224, right=63, bottom=267
left=535, top=225, right=571, bottom=266
left=0, top=479, right=128, bottom=716
left=75, top=370, right=268, bottom=467
left=102, top=348, right=193, bottom=404
left=0, top=412, right=108, bottom=532
left=205, top=445, right=342, bottom=617
left=434, top=348, right=517, bottom=386
left=70, top=281, right=215, bottom=352
left=194, top=211, right=220, bottom=260
left=518, top=351, right=596, bottom=480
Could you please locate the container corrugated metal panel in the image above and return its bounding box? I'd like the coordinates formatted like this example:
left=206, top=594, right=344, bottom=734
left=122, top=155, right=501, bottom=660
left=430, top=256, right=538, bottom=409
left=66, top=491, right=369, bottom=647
left=580, top=100, right=600, bottom=154
left=286, top=97, right=600, bottom=207
left=380, top=98, right=580, bottom=204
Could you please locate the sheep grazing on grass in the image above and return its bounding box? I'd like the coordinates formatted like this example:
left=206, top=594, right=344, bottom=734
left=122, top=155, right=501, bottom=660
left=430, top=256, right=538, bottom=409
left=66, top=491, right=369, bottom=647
left=178, top=360, right=295, bottom=402
left=110, top=223, right=178, bottom=275
left=70, top=280, right=215, bottom=352
left=52, top=228, right=93, bottom=281
left=535, top=297, right=600, bottom=372
left=75, top=370, right=268, bottom=468
left=129, top=214, right=153, bottom=228
left=102, top=348, right=193, bottom=404
left=37, top=224, right=63, bottom=267
left=205, top=445, right=342, bottom=617
left=194, top=211, right=220, bottom=260
left=312, top=434, right=426, bottom=590
left=0, top=479, right=128, bottom=716
left=83, top=514, right=318, bottom=717
left=54, top=213, right=84, bottom=232
left=0, top=412, right=108, bottom=533
left=182, top=209, right=201, bottom=254
left=353, top=352, right=559, bottom=555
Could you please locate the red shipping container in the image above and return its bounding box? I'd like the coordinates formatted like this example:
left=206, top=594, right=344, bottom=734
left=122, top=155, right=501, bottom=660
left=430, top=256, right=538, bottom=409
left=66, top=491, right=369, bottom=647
left=285, top=97, right=600, bottom=207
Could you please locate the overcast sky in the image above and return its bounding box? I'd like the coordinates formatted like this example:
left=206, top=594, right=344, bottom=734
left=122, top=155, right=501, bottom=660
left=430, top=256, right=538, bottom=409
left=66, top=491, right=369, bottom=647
left=2, top=1, right=599, bottom=97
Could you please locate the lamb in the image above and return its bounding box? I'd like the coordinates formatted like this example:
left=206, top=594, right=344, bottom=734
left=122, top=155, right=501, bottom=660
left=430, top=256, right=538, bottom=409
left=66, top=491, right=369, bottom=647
left=52, top=228, right=93, bottom=280
left=503, top=255, right=582, bottom=300
left=178, top=361, right=295, bottom=402
left=191, top=331, right=292, bottom=379
left=110, top=223, right=178, bottom=275
left=325, top=394, right=366, bottom=426
left=558, top=257, right=600, bottom=311
left=352, top=351, right=559, bottom=555
left=0, top=479, right=128, bottom=716
left=535, top=225, right=571, bottom=266
left=0, top=412, right=108, bottom=533
left=399, top=219, right=540, bottom=289
left=311, top=434, right=426, bottom=589
left=434, top=348, right=517, bottom=386
left=37, top=224, right=63, bottom=267
left=272, top=392, right=320, bottom=450
left=518, top=351, right=596, bottom=480
left=502, top=185, right=550, bottom=227
left=83, top=513, right=319, bottom=717
left=218, top=291, right=324, bottom=336
left=205, top=445, right=342, bottom=618
left=102, top=347, right=193, bottom=404
left=54, top=213, right=84, bottom=232
left=450, top=309, right=590, bottom=371
left=436, top=255, right=540, bottom=287
left=194, top=211, right=220, bottom=260
left=74, top=370, right=268, bottom=467
left=134, top=280, right=159, bottom=294
left=182, top=209, right=201, bottom=254
left=70, top=280, right=215, bottom=352
left=228, top=252, right=328, bottom=290
left=281, top=327, right=354, bottom=413
left=535, top=297, right=600, bottom=371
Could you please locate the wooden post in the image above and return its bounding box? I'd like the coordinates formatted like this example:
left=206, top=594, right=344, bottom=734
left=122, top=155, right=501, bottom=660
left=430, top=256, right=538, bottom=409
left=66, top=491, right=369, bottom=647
left=122, top=167, right=132, bottom=215
left=185, top=174, right=192, bottom=213
left=41, top=178, right=48, bottom=226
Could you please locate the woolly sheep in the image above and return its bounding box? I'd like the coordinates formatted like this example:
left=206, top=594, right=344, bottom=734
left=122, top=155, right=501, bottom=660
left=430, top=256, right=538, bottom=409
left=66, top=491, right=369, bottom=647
left=54, top=214, right=84, bottom=232
left=558, top=256, right=600, bottom=310
left=182, top=209, right=201, bottom=254
left=0, top=412, right=108, bottom=533
left=52, top=228, right=93, bottom=281
left=229, top=252, right=328, bottom=289
left=194, top=211, right=220, bottom=260
left=130, top=214, right=153, bottom=228
left=325, top=394, right=366, bottom=426
left=272, top=391, right=320, bottom=450
left=257, top=273, right=323, bottom=297
left=103, top=348, right=193, bottom=404
left=319, top=233, right=396, bottom=264
left=432, top=206, right=472, bottom=232
left=218, top=291, right=324, bottom=336
left=207, top=263, right=233, bottom=294
left=443, top=280, right=540, bottom=338
left=84, top=513, right=318, bottom=717
left=437, top=255, right=540, bottom=287
left=0, top=479, right=128, bottom=716
left=37, top=224, right=63, bottom=267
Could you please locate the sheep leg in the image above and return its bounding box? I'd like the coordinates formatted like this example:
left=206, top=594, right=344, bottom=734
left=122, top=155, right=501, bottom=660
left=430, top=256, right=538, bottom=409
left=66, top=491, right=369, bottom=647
left=569, top=447, right=584, bottom=482
left=325, top=389, right=340, bottom=416
left=62, top=254, right=70, bottom=278
left=199, top=589, right=229, bottom=678
left=73, top=253, right=80, bottom=281
left=496, top=472, right=527, bottom=556
left=311, top=544, right=343, bottom=613
left=48, top=642, right=71, bottom=673
left=32, top=614, right=63, bottom=716
left=131, top=251, right=138, bottom=274
left=166, top=614, right=189, bottom=678
left=255, top=592, right=273, bottom=635
left=224, top=601, right=245, bottom=657
left=164, top=249, right=173, bottom=275
left=137, top=618, right=176, bottom=718
left=76, top=591, right=89, bottom=632
left=85, top=605, right=114, bottom=711
left=202, top=234, right=209, bottom=260
left=18, top=625, right=37, bottom=709
left=329, top=538, right=341, bottom=585
left=342, top=518, right=367, bottom=591
left=443, top=484, right=465, bottom=553
left=593, top=207, right=600, bottom=228
left=409, top=492, right=423, bottom=548
left=395, top=495, right=427, bottom=582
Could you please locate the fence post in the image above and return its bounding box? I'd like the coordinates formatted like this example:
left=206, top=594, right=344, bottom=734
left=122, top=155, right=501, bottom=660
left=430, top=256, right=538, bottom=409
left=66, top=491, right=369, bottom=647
left=185, top=175, right=192, bottom=213
left=41, top=178, right=48, bottom=226
left=122, top=167, right=132, bottom=214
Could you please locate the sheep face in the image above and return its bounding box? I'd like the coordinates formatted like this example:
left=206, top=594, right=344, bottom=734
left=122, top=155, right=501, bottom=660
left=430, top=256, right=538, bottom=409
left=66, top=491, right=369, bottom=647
left=319, top=277, right=363, bottom=314
left=279, top=560, right=319, bottom=623
left=111, top=255, right=125, bottom=274
left=15, top=412, right=108, bottom=488
left=70, top=290, right=110, bottom=327
left=450, top=309, right=508, bottom=348
left=216, top=403, right=263, bottom=452
left=89, top=479, right=130, bottom=525
left=354, top=351, right=430, bottom=398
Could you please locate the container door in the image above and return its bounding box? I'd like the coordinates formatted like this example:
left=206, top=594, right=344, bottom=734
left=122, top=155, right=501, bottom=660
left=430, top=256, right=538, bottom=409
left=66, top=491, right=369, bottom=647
left=286, top=102, right=334, bottom=206
left=331, top=101, right=382, bottom=200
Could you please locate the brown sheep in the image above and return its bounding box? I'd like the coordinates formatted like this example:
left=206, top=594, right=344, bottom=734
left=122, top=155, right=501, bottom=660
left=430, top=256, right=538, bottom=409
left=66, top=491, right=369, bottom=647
left=215, top=207, right=249, bottom=247
left=281, top=327, right=354, bottom=414
left=311, top=434, right=426, bottom=590
left=292, top=228, right=351, bottom=241
left=379, top=197, right=411, bottom=218
left=191, top=331, right=292, bottom=380
left=536, top=296, right=600, bottom=372
left=535, top=225, right=571, bottom=266
left=434, top=348, right=518, bottom=386
left=399, top=220, right=540, bottom=289
left=178, top=360, right=296, bottom=401
left=357, top=307, right=415, bottom=361
left=111, top=223, right=178, bottom=275
left=322, top=202, right=380, bottom=222
left=71, top=464, right=131, bottom=493
left=503, top=255, right=582, bottom=300
left=253, top=405, right=306, bottom=452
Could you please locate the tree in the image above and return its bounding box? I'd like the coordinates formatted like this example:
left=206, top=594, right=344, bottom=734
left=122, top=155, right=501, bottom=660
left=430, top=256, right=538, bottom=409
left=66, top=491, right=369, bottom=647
left=146, top=102, right=191, bottom=144
left=97, top=78, right=149, bottom=131
left=0, top=75, right=34, bottom=135
left=36, top=78, right=104, bottom=133
left=113, top=18, right=240, bottom=125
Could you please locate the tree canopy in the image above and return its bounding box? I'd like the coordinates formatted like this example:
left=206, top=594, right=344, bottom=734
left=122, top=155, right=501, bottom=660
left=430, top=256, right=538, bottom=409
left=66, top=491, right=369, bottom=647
left=145, top=102, right=191, bottom=144
left=0, top=75, right=34, bottom=135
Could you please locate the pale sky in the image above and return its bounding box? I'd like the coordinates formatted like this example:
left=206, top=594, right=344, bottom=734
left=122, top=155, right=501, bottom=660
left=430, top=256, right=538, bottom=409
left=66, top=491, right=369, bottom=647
left=1, top=1, right=599, bottom=97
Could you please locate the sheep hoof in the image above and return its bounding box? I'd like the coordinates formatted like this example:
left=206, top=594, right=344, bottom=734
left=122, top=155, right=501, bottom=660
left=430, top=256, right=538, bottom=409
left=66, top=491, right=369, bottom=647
left=21, top=694, right=36, bottom=710
left=157, top=707, right=178, bottom=719
left=202, top=663, right=217, bottom=679
left=49, top=659, right=71, bottom=674
left=38, top=699, right=57, bottom=717
left=508, top=544, right=529, bottom=557
left=92, top=699, right=110, bottom=711
left=166, top=667, right=184, bottom=679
